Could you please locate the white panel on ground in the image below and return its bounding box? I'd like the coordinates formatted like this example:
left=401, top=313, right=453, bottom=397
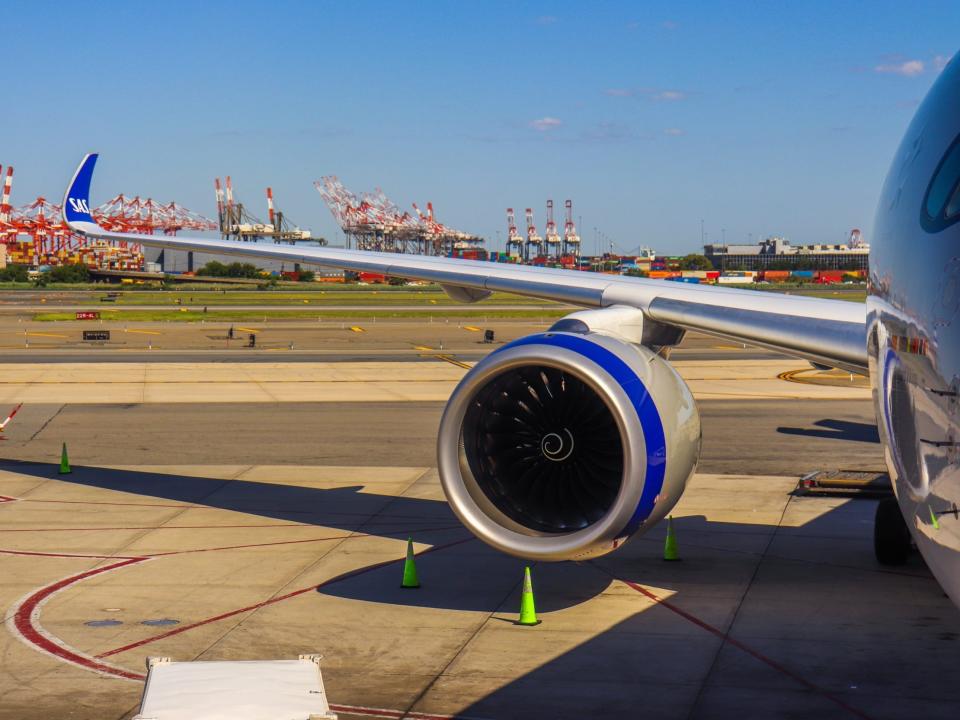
left=133, top=655, right=337, bottom=720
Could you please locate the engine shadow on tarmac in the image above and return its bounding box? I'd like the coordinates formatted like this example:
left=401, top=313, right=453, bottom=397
left=776, top=418, right=880, bottom=444
left=2, top=460, right=614, bottom=612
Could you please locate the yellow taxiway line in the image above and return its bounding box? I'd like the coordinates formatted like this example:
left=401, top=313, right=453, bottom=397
left=424, top=354, right=472, bottom=369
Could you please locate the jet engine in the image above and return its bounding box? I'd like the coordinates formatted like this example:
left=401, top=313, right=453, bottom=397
left=437, top=323, right=701, bottom=561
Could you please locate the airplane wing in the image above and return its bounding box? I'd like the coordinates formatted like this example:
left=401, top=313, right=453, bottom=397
left=62, top=154, right=867, bottom=374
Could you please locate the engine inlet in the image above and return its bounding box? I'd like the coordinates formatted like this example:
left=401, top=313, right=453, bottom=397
left=461, top=365, right=624, bottom=533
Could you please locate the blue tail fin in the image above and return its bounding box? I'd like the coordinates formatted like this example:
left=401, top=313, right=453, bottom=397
left=62, top=153, right=99, bottom=229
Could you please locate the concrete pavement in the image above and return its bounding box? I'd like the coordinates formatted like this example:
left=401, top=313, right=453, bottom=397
left=1, top=464, right=956, bottom=719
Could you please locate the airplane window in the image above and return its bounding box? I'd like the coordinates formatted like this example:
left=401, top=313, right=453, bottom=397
left=923, top=134, right=960, bottom=231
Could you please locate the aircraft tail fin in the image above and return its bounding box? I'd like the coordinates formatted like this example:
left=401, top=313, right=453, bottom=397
left=61, top=153, right=103, bottom=234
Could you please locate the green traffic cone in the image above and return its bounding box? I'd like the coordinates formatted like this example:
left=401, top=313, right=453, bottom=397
left=58, top=442, right=71, bottom=475
left=517, top=566, right=540, bottom=626
left=663, top=515, right=679, bottom=561
left=401, top=537, right=420, bottom=588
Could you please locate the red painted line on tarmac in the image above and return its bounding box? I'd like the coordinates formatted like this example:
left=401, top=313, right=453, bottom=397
left=8, top=557, right=149, bottom=681
left=0, top=523, right=312, bottom=533
left=0, top=525, right=461, bottom=560
left=9, top=551, right=469, bottom=720
left=98, top=585, right=320, bottom=660
left=151, top=526, right=464, bottom=557
left=149, top=536, right=349, bottom=557
left=98, top=536, right=474, bottom=659
left=617, top=578, right=875, bottom=720
left=19, top=497, right=455, bottom=522
left=3, top=518, right=469, bottom=704
left=23, top=498, right=209, bottom=509
left=0, top=548, right=144, bottom=560
left=0, top=520, right=460, bottom=533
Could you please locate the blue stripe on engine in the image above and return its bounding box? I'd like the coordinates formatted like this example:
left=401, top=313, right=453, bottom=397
left=496, top=333, right=667, bottom=532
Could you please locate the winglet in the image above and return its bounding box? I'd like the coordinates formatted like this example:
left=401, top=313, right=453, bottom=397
left=62, top=153, right=102, bottom=235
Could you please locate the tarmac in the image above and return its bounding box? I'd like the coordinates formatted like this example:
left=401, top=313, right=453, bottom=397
left=0, top=319, right=957, bottom=720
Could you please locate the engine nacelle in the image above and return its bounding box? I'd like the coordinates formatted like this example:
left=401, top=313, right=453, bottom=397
left=437, top=330, right=701, bottom=561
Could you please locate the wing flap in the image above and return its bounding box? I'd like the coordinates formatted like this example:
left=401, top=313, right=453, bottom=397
left=647, top=297, right=867, bottom=373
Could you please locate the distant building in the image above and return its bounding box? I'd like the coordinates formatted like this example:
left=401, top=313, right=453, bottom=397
left=703, top=233, right=869, bottom=271
left=144, top=243, right=331, bottom=275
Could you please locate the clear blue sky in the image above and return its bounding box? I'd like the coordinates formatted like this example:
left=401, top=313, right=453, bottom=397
left=5, top=1, right=958, bottom=254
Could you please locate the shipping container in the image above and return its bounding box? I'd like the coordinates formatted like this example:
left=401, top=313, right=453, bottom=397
left=717, top=275, right=755, bottom=284
left=791, top=270, right=815, bottom=278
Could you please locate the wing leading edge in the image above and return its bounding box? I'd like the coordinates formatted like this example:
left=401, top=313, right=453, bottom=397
left=61, top=154, right=867, bottom=373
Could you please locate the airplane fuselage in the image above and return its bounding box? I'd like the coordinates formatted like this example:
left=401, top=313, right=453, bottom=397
left=870, top=53, right=960, bottom=605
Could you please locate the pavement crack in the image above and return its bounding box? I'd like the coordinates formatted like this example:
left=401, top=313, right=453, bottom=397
left=28, top=404, right=65, bottom=441
left=683, top=493, right=794, bottom=720
left=401, top=562, right=528, bottom=717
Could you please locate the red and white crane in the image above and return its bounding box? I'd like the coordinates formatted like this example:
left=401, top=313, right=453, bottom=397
left=315, top=175, right=481, bottom=254
left=0, top=166, right=14, bottom=223
left=505, top=207, right=524, bottom=258
left=266, top=187, right=276, bottom=226
left=525, top=207, right=543, bottom=260
left=544, top=200, right=562, bottom=258
left=214, top=176, right=315, bottom=243
left=563, top=199, right=581, bottom=258
left=0, top=166, right=14, bottom=243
